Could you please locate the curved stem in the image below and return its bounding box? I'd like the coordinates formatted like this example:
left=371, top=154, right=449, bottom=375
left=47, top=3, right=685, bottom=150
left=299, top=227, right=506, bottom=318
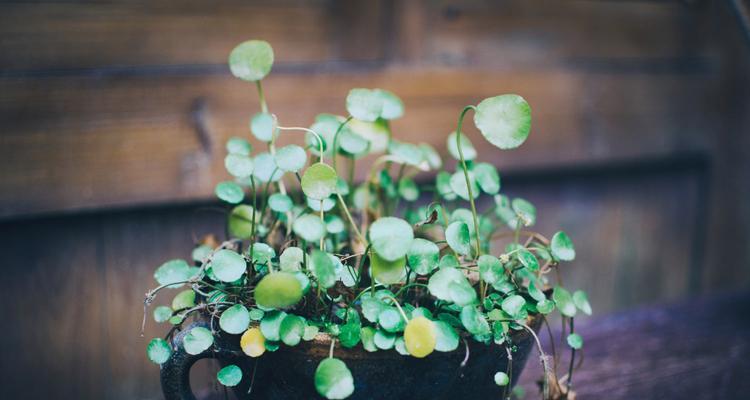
left=382, top=295, right=410, bottom=322
left=275, top=125, right=325, bottom=164
left=331, top=116, right=353, bottom=172
left=454, top=105, right=481, bottom=259
left=393, top=283, right=429, bottom=298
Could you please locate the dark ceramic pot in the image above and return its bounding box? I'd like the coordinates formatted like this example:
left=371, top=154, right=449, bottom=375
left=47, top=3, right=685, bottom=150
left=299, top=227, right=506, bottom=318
left=161, top=316, right=541, bottom=399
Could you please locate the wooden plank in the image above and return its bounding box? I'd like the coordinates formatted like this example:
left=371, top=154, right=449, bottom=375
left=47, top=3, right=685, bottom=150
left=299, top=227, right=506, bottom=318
left=393, top=0, right=713, bottom=68
left=0, top=68, right=720, bottom=218
left=0, top=0, right=384, bottom=72
left=518, top=291, right=750, bottom=399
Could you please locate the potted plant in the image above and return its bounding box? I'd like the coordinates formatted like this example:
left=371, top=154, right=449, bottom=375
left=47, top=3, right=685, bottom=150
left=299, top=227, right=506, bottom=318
left=143, top=40, right=591, bottom=400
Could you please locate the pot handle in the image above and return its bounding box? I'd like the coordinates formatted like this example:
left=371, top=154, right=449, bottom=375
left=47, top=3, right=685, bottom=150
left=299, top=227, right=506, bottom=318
left=160, top=321, right=252, bottom=400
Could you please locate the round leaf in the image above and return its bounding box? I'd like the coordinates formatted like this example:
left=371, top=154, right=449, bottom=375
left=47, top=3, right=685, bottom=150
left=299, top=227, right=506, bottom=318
left=511, top=197, right=536, bottom=226
left=153, top=306, right=173, bottom=323
left=517, top=248, right=539, bottom=271
left=478, top=255, right=504, bottom=285
left=406, top=238, right=439, bottom=275
left=370, top=252, right=406, bottom=285
left=315, top=358, right=355, bottom=400
left=460, top=306, right=490, bottom=335
left=240, top=327, right=266, bottom=357
left=183, top=327, right=214, bottom=355
left=229, top=40, right=274, bottom=81
left=228, top=205, right=259, bottom=239
left=147, top=338, right=171, bottom=364
left=374, top=89, right=404, bottom=120
left=537, top=299, right=555, bottom=314
left=553, top=286, right=577, bottom=318
left=433, top=320, right=459, bottom=352
left=404, top=316, right=437, bottom=358
left=226, top=137, right=252, bottom=155
left=501, top=295, right=526, bottom=318
left=419, top=143, right=442, bottom=170
left=279, top=314, right=306, bottom=346
left=346, top=88, right=383, bottom=122
left=253, top=152, right=283, bottom=182
left=154, top=259, right=195, bottom=288
left=250, top=112, right=275, bottom=142
left=374, top=330, right=397, bottom=350
left=210, top=250, right=246, bottom=282
left=339, top=129, right=370, bottom=157
left=310, top=250, right=337, bottom=289
left=445, top=221, right=471, bottom=256
left=215, top=181, right=244, bottom=204
left=551, top=231, right=576, bottom=261
left=369, top=217, right=414, bottom=262
left=171, top=289, right=195, bottom=310
left=217, top=364, right=243, bottom=387
left=268, top=193, right=293, bottom=213
left=255, top=272, right=303, bottom=309
left=378, top=308, right=404, bottom=333
left=473, top=162, right=500, bottom=194
left=448, top=281, right=477, bottom=306
left=473, top=94, right=531, bottom=150
left=573, top=290, right=592, bottom=315
left=447, top=131, right=476, bottom=161
left=301, top=162, right=338, bottom=200
left=449, top=170, right=479, bottom=201
left=428, top=267, right=470, bottom=302
left=279, top=246, right=304, bottom=272
left=260, top=310, right=287, bottom=341
left=224, top=154, right=254, bottom=178
left=567, top=333, right=583, bottom=350
left=219, top=304, right=251, bottom=334
left=397, top=178, right=420, bottom=201
left=494, top=372, right=510, bottom=386
left=292, top=214, right=326, bottom=243
left=274, top=144, right=307, bottom=172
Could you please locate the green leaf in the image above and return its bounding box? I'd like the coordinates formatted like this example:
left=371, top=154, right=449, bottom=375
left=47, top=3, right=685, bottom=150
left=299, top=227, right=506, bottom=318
left=360, top=327, right=377, bottom=352
left=494, top=371, right=510, bottom=386
left=361, top=297, right=386, bottom=323
left=511, top=198, right=536, bottom=226
left=436, top=171, right=456, bottom=200
left=397, top=177, right=420, bottom=201
left=326, top=215, right=346, bottom=235
left=249, top=308, right=265, bottom=321
left=293, top=214, right=326, bottom=243
left=394, top=337, right=409, bottom=355
left=304, top=325, right=320, bottom=341
left=573, top=290, right=592, bottom=315
left=147, top=338, right=171, bottom=364
left=183, top=327, right=214, bottom=355
left=369, top=217, right=414, bottom=262
left=260, top=310, right=287, bottom=341
left=315, top=358, right=355, bottom=400
left=154, top=259, right=196, bottom=288
left=567, top=333, right=583, bottom=350
left=301, top=162, right=338, bottom=200
left=378, top=308, right=405, bottom=333
left=219, top=304, right=251, bottom=334
left=449, top=170, right=479, bottom=201
left=249, top=242, right=275, bottom=268
left=226, top=137, right=252, bottom=156
left=274, top=144, right=307, bottom=172
left=433, top=320, right=460, bottom=352
left=268, top=193, right=293, bottom=213
left=478, top=255, right=504, bottom=285
left=439, top=254, right=460, bottom=269
left=229, top=40, right=274, bottom=81
left=215, top=181, right=244, bottom=204
left=217, top=364, right=243, bottom=387
left=339, top=308, right=362, bottom=348
left=445, top=221, right=471, bottom=256
left=255, top=272, right=303, bottom=309
left=310, top=250, right=337, bottom=289
left=460, top=306, right=490, bottom=335
left=374, top=330, right=397, bottom=350
left=192, top=245, right=213, bottom=263
left=448, top=281, right=477, bottom=306
left=473, top=94, right=531, bottom=150
left=447, top=131, right=477, bottom=161
left=553, top=286, right=577, bottom=318
left=419, top=143, right=442, bottom=170
left=153, top=306, right=173, bottom=323
left=228, top=205, right=259, bottom=239
left=370, top=252, right=406, bottom=285
left=374, top=89, right=404, bottom=120
left=517, top=248, right=539, bottom=271
left=250, top=112, right=276, bottom=142
left=253, top=152, right=283, bottom=182
left=279, top=314, right=306, bottom=346
left=428, top=267, right=472, bottom=303
left=339, top=129, right=370, bottom=157
left=473, top=162, right=500, bottom=195
left=279, top=247, right=304, bottom=272
left=389, top=141, right=426, bottom=168
left=406, top=238, right=439, bottom=275
left=346, top=88, right=383, bottom=122
left=347, top=118, right=390, bottom=153
left=501, top=295, right=526, bottom=318
left=224, top=154, right=254, bottom=178
left=551, top=231, right=576, bottom=261
left=537, top=299, right=555, bottom=314
left=528, top=281, right=546, bottom=302
left=210, top=250, right=246, bottom=282
left=171, top=289, right=195, bottom=310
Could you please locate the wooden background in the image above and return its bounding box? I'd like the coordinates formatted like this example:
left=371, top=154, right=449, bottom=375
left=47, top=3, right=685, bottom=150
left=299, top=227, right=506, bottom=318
left=1, top=0, right=749, bottom=398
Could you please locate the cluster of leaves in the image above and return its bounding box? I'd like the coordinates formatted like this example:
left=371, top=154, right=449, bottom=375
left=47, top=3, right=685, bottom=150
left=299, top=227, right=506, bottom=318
left=144, top=40, right=591, bottom=400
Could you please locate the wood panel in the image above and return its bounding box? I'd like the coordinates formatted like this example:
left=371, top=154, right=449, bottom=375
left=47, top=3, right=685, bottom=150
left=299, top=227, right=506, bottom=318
left=0, top=69, right=720, bottom=218
left=0, top=0, right=386, bottom=72
left=0, top=162, right=704, bottom=399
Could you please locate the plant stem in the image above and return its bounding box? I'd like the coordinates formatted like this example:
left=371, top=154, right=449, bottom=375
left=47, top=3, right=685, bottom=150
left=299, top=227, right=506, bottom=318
left=336, top=192, right=367, bottom=246
left=393, top=283, right=429, bottom=298
left=319, top=200, right=325, bottom=251
left=275, top=125, right=325, bottom=164
left=564, top=317, right=576, bottom=399
left=255, top=81, right=268, bottom=114
left=331, top=116, right=353, bottom=172
left=454, top=105, right=481, bottom=259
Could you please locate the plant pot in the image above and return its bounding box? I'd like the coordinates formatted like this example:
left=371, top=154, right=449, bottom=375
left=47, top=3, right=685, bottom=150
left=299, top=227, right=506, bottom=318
left=161, top=316, right=542, bottom=399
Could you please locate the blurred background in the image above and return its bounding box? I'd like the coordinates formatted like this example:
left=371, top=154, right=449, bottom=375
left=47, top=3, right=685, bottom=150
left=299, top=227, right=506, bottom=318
left=1, top=0, right=749, bottom=399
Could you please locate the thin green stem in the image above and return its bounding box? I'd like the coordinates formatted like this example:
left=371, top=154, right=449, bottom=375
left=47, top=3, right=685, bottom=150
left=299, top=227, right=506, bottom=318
left=336, top=192, right=367, bottom=246
left=275, top=125, right=325, bottom=164
left=393, top=283, right=429, bottom=298
left=319, top=200, right=325, bottom=251
left=255, top=80, right=268, bottom=114
left=331, top=116, right=353, bottom=172
left=454, top=105, right=481, bottom=259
